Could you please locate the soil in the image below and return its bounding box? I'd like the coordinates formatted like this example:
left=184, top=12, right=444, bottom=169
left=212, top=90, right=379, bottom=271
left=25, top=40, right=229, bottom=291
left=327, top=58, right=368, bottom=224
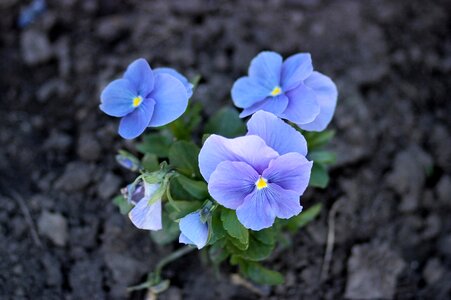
left=1, top=0, right=450, bottom=299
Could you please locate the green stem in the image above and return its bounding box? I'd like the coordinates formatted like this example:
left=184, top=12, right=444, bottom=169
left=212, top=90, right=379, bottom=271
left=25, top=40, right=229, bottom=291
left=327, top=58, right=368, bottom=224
left=154, top=245, right=195, bottom=279
left=127, top=246, right=195, bottom=292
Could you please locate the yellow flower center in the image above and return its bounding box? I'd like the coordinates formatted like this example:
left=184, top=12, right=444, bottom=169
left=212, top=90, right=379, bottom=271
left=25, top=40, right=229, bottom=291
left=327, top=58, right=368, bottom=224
left=270, top=86, right=282, bottom=97
left=255, top=177, right=268, bottom=190
left=132, top=96, right=143, bottom=107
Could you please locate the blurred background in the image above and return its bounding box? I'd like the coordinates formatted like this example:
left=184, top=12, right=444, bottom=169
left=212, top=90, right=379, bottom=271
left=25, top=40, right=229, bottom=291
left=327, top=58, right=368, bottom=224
left=0, top=0, right=450, bottom=299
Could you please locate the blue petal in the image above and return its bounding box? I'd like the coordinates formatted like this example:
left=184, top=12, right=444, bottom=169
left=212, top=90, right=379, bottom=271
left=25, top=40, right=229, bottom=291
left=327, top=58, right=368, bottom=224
left=298, top=71, right=338, bottom=131
left=123, top=58, right=155, bottom=97
left=100, top=79, right=137, bottom=117
left=148, top=74, right=189, bottom=127
left=154, top=67, right=193, bottom=98
left=199, top=135, right=279, bottom=182
left=179, top=212, right=208, bottom=249
left=265, top=184, right=303, bottom=219
left=247, top=111, right=308, bottom=156
left=118, top=98, right=155, bottom=139
left=281, top=84, right=320, bottom=124
left=248, top=51, right=283, bottom=90
left=281, top=53, right=313, bottom=91
left=128, top=199, right=162, bottom=230
left=231, top=77, right=271, bottom=109
left=208, top=161, right=259, bottom=209
left=238, top=94, right=289, bottom=118
left=236, top=190, right=276, bottom=230
left=262, top=152, right=312, bottom=194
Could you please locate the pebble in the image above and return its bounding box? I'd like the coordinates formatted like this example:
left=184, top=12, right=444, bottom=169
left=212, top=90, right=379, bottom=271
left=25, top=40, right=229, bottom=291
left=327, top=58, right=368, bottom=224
left=345, top=243, right=405, bottom=299
left=77, top=133, right=101, bottom=161
left=54, top=162, right=93, bottom=192
left=37, top=211, right=68, bottom=246
left=20, top=29, right=52, bottom=65
left=97, top=172, right=121, bottom=200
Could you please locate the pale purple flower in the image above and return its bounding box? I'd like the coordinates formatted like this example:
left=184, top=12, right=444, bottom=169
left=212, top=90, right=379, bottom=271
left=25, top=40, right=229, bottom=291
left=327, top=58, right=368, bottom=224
left=126, top=181, right=162, bottom=231
left=100, top=58, right=190, bottom=139
left=179, top=211, right=209, bottom=249
left=231, top=51, right=338, bottom=131
left=199, top=111, right=312, bottom=230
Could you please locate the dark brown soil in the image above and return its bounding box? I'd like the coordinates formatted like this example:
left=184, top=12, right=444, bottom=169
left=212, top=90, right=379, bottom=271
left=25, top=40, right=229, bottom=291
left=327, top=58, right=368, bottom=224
left=1, top=0, right=450, bottom=299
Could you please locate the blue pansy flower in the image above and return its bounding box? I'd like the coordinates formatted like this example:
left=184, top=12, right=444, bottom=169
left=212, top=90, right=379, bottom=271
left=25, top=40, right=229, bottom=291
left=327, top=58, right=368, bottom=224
left=199, top=111, right=312, bottom=230
left=125, top=180, right=162, bottom=231
left=100, top=58, right=191, bottom=139
left=179, top=211, right=209, bottom=249
left=231, top=51, right=338, bottom=131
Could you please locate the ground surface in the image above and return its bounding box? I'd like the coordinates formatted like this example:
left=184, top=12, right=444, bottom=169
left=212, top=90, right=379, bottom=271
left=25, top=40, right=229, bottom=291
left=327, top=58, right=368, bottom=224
left=0, top=0, right=450, bottom=299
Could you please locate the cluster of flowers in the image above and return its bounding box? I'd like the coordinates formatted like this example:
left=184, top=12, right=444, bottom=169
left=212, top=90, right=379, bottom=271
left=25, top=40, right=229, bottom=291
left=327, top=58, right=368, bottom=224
left=100, top=51, right=337, bottom=249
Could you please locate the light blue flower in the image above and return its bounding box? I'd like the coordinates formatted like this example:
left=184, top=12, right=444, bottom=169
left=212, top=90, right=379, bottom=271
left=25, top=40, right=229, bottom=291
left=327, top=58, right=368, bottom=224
left=179, top=211, right=209, bottom=249
left=231, top=51, right=337, bottom=131
left=100, top=58, right=191, bottom=139
left=126, top=181, right=162, bottom=231
left=199, top=111, right=312, bottom=230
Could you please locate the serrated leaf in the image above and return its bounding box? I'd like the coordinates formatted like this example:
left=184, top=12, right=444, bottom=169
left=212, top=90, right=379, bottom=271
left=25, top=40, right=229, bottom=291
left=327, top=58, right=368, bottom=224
left=239, top=260, right=284, bottom=285
left=309, top=162, right=330, bottom=188
left=141, top=153, right=159, bottom=172
left=165, top=200, right=202, bottom=220
left=221, top=209, right=249, bottom=246
left=208, top=209, right=226, bottom=244
left=308, top=150, right=336, bottom=165
left=252, top=227, right=275, bottom=246
left=285, top=203, right=322, bottom=232
left=205, top=107, right=246, bottom=138
left=176, top=175, right=208, bottom=200
left=169, top=141, right=201, bottom=178
left=304, top=130, right=335, bottom=150
left=136, top=134, right=172, bottom=158
left=227, top=233, right=274, bottom=262
left=113, top=195, right=133, bottom=215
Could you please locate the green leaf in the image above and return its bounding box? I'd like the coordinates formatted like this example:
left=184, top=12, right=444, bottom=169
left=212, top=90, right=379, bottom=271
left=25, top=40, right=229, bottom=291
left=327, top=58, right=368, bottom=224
left=169, top=141, right=201, bottom=178
left=176, top=175, right=208, bottom=200
left=239, top=260, right=284, bottom=285
left=252, top=227, right=275, bottom=246
left=309, top=162, right=330, bottom=188
left=205, top=107, right=247, bottom=138
left=208, top=241, right=229, bottom=266
left=112, top=195, right=133, bottom=215
left=166, top=102, right=202, bottom=140
left=308, top=150, right=336, bottom=165
left=285, top=203, right=322, bottom=232
left=136, top=133, right=172, bottom=158
left=221, top=209, right=249, bottom=246
left=165, top=200, right=202, bottom=220
left=304, top=130, right=335, bottom=150
left=150, top=211, right=180, bottom=245
left=141, top=153, right=160, bottom=172
left=208, top=209, right=227, bottom=244
left=227, top=233, right=274, bottom=261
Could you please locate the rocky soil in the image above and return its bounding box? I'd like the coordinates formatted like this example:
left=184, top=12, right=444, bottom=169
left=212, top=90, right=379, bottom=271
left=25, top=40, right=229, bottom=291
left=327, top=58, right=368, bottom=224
left=0, top=0, right=450, bottom=299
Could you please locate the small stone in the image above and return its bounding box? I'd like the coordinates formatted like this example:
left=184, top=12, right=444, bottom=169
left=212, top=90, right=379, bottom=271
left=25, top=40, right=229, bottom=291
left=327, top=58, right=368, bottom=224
left=41, top=253, right=63, bottom=286
left=69, top=259, right=105, bottom=299
left=54, top=162, right=93, bottom=192
left=97, top=172, right=121, bottom=200
left=96, top=15, right=130, bottom=41
left=387, top=145, right=433, bottom=212
left=37, top=79, right=69, bottom=103
left=345, top=243, right=405, bottom=299
left=20, top=29, right=52, bottom=65
left=423, top=258, right=444, bottom=285
left=77, top=133, right=101, bottom=161
left=436, top=176, right=451, bottom=206
left=38, top=211, right=68, bottom=246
